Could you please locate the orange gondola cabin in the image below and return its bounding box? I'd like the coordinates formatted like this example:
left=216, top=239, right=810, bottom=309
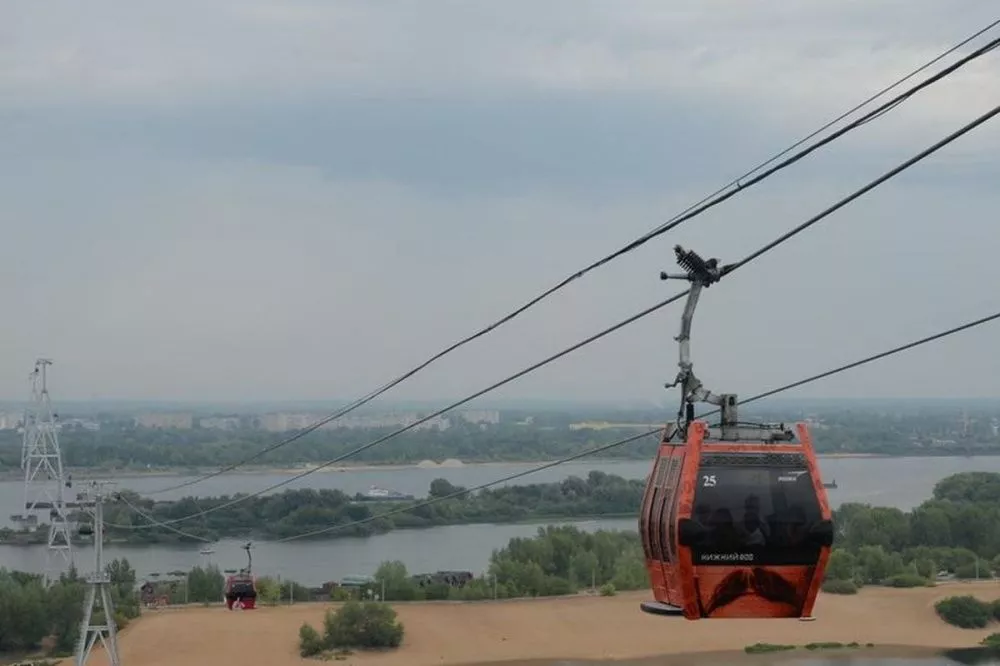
left=638, top=246, right=834, bottom=620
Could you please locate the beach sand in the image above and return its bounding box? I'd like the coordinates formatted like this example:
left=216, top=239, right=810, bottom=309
left=83, top=582, right=1000, bottom=666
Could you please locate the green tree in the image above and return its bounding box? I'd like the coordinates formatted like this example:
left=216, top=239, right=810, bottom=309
left=46, top=573, right=87, bottom=654
left=569, top=551, right=599, bottom=588
left=106, top=558, right=140, bottom=619
left=428, top=478, right=466, bottom=499
left=323, top=601, right=404, bottom=649
left=256, top=577, right=282, bottom=605
left=825, top=550, right=857, bottom=581
left=373, top=561, right=421, bottom=601
left=935, top=596, right=991, bottom=628
left=0, top=572, right=47, bottom=651
left=299, top=622, right=324, bottom=657
left=187, top=565, right=225, bottom=603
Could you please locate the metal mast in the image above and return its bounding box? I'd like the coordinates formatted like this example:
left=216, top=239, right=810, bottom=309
left=75, top=481, right=122, bottom=666
left=12, top=358, right=74, bottom=582
left=660, top=245, right=792, bottom=443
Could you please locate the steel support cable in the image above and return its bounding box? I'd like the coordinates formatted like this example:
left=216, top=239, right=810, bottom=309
left=275, top=308, right=1000, bottom=542
left=620, top=33, right=999, bottom=244
left=109, top=291, right=689, bottom=528
left=143, top=22, right=1000, bottom=497
left=704, top=310, right=1000, bottom=419
left=640, top=19, right=1000, bottom=238
left=109, top=306, right=1000, bottom=540
left=109, top=101, right=1000, bottom=530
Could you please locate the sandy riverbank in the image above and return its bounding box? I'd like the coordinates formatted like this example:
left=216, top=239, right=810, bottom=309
left=83, top=582, right=1000, bottom=666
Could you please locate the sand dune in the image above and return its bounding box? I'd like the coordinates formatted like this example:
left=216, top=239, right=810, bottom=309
left=85, top=582, right=1000, bottom=666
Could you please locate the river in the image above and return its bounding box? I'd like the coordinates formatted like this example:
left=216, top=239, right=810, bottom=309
left=1, top=455, right=996, bottom=586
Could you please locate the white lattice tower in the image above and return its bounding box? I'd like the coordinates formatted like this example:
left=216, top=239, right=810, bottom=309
left=14, top=358, right=74, bottom=583
left=75, top=481, right=121, bottom=666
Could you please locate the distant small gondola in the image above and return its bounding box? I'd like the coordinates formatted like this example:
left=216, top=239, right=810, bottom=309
left=223, top=542, right=257, bottom=610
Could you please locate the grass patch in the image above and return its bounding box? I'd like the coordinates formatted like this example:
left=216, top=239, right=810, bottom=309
left=745, top=641, right=875, bottom=654
left=745, top=643, right=796, bottom=654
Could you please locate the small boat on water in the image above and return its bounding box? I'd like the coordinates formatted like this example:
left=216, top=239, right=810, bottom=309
left=200, top=547, right=215, bottom=555
left=823, top=479, right=838, bottom=489
left=361, top=485, right=415, bottom=501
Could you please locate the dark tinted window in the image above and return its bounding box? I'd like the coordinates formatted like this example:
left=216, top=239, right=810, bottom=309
left=689, top=465, right=823, bottom=566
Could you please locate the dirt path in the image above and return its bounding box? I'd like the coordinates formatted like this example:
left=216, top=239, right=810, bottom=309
left=84, top=583, right=1000, bottom=666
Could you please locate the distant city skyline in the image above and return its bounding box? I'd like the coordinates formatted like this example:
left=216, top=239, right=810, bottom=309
left=0, top=394, right=997, bottom=416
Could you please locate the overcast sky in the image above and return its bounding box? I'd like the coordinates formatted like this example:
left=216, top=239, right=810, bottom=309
left=1, top=0, right=999, bottom=406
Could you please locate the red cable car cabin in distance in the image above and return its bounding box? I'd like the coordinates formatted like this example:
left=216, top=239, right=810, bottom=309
left=224, top=571, right=257, bottom=610
left=224, top=542, right=258, bottom=610
left=639, top=419, right=834, bottom=620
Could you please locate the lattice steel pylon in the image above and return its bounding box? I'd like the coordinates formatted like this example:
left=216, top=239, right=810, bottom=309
left=13, top=358, right=74, bottom=583
left=75, top=481, right=121, bottom=666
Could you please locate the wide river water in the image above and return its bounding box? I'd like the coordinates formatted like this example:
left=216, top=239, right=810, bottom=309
left=1, top=455, right=997, bottom=586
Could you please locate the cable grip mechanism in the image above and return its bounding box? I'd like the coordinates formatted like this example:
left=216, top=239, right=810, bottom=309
left=659, top=245, right=791, bottom=443
left=660, top=245, right=728, bottom=437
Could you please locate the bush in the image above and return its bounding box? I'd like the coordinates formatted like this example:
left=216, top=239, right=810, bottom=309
left=299, top=623, right=324, bottom=657
left=255, top=577, right=282, bottom=606
left=745, top=643, right=795, bottom=654
left=821, top=579, right=858, bottom=595
left=935, top=596, right=992, bottom=628
left=324, top=601, right=404, bottom=650
left=981, top=633, right=1000, bottom=649
left=884, top=574, right=931, bottom=588
left=992, top=599, right=1000, bottom=622
left=421, top=582, right=452, bottom=601
left=599, top=583, right=616, bottom=597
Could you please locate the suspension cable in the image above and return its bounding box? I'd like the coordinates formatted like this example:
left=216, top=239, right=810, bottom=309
left=274, top=307, right=1000, bottom=542
left=111, top=101, right=1000, bottom=529
left=115, top=305, right=1000, bottom=542
left=143, top=22, right=1000, bottom=496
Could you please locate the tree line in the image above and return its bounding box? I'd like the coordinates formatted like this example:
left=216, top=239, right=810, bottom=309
left=4, top=471, right=1000, bottom=658
left=1, top=471, right=642, bottom=546
left=361, top=470, right=1000, bottom=605
left=823, top=471, right=1000, bottom=593
left=0, top=559, right=139, bottom=659
left=362, top=525, right=647, bottom=603
left=2, top=403, right=997, bottom=474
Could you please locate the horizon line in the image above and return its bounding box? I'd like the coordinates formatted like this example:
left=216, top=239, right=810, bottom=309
left=0, top=395, right=998, bottom=409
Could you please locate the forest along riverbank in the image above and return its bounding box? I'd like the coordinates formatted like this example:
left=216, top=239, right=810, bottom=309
left=102, top=585, right=1000, bottom=666
left=4, top=456, right=1000, bottom=584
left=0, top=450, right=899, bottom=477
left=5, top=454, right=997, bottom=509
left=0, top=451, right=959, bottom=482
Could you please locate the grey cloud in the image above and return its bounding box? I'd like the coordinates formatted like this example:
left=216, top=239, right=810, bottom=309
left=2, top=93, right=779, bottom=195
left=0, top=2, right=998, bottom=404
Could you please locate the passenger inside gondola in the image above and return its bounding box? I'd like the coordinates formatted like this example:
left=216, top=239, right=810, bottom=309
left=738, top=494, right=769, bottom=546
left=693, top=503, right=711, bottom=529
left=689, top=465, right=824, bottom=562
left=776, top=505, right=810, bottom=548
left=708, top=508, right=742, bottom=550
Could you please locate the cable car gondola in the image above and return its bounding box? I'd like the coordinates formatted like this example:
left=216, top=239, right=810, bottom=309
left=638, top=246, right=834, bottom=621
left=223, top=542, right=257, bottom=610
